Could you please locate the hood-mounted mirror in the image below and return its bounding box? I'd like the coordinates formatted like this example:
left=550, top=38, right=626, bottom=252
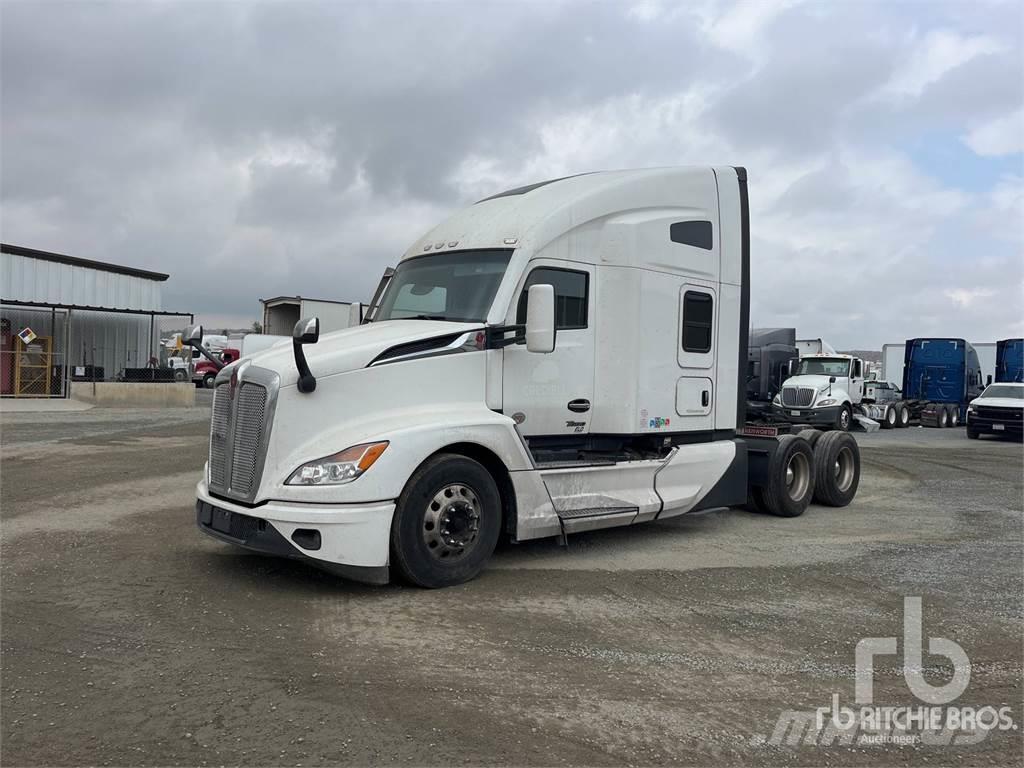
left=182, top=324, right=225, bottom=371
left=293, top=317, right=320, bottom=393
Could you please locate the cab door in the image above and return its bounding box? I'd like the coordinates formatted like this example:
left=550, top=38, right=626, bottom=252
left=501, top=261, right=595, bottom=437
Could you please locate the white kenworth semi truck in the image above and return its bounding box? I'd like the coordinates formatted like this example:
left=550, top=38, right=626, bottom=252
left=190, top=167, right=861, bottom=588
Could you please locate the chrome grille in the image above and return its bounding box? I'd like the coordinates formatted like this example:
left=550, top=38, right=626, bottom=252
left=781, top=386, right=816, bottom=407
left=229, top=383, right=268, bottom=495
left=209, top=386, right=231, bottom=487
left=206, top=365, right=277, bottom=502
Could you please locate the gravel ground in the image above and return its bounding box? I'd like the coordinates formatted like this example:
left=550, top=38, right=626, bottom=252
left=1, top=404, right=1021, bottom=767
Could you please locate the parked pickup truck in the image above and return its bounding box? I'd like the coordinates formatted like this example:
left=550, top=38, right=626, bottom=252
left=966, top=382, right=1024, bottom=439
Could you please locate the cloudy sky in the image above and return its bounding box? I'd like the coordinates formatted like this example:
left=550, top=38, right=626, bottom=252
left=2, top=0, right=1022, bottom=347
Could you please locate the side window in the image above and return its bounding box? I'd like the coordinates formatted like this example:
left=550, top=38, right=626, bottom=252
left=681, top=290, right=713, bottom=353
left=516, top=268, right=588, bottom=329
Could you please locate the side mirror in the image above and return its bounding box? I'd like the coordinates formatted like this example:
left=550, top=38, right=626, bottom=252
left=292, top=317, right=320, bottom=393
left=293, top=317, right=320, bottom=345
left=185, top=324, right=203, bottom=345
left=525, top=284, right=556, bottom=353
left=829, top=376, right=837, bottom=383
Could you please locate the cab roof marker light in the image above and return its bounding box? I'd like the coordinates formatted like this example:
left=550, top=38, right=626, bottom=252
left=503, top=237, right=518, bottom=245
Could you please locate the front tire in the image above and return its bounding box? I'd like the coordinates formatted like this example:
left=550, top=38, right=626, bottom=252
left=173, top=368, right=187, bottom=382
left=390, top=454, right=502, bottom=588
left=203, top=373, right=216, bottom=389
left=836, top=405, right=852, bottom=432
left=966, top=427, right=980, bottom=440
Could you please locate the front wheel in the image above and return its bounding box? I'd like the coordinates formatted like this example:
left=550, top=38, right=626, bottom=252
left=173, top=368, right=187, bottom=382
left=966, top=427, right=980, bottom=440
left=836, top=405, right=852, bottom=432
left=202, top=373, right=216, bottom=389
left=390, top=454, right=502, bottom=588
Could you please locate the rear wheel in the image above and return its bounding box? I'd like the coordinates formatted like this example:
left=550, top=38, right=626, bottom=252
left=754, top=435, right=815, bottom=518
left=390, top=454, right=502, bottom=588
left=896, top=404, right=910, bottom=428
left=813, top=431, right=860, bottom=507
left=947, top=405, right=959, bottom=427
left=881, top=407, right=897, bottom=429
left=936, top=406, right=949, bottom=428
left=797, top=428, right=822, bottom=448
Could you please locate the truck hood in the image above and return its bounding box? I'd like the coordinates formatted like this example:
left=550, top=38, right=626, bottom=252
left=971, top=396, right=1024, bottom=409
left=241, top=319, right=482, bottom=388
left=783, top=375, right=836, bottom=393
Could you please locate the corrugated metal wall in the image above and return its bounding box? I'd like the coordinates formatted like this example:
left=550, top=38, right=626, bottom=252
left=0, top=251, right=162, bottom=311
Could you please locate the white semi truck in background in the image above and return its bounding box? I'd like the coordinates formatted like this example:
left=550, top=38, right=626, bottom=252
left=188, top=167, right=861, bottom=588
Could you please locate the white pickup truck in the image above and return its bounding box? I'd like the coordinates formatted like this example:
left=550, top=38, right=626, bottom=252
left=190, top=167, right=861, bottom=587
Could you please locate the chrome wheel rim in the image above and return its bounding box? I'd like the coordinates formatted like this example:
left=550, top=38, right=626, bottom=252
left=840, top=410, right=850, bottom=429
left=785, top=452, right=810, bottom=501
left=834, top=446, right=855, bottom=492
left=422, top=484, right=481, bottom=562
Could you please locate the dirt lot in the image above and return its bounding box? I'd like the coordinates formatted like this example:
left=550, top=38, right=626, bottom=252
left=1, top=402, right=1021, bottom=767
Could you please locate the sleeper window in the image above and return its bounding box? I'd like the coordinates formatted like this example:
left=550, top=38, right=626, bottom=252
left=516, top=268, right=588, bottom=329
left=681, top=291, right=713, bottom=353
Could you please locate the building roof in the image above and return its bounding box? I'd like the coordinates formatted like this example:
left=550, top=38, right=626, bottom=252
left=1, top=243, right=169, bottom=282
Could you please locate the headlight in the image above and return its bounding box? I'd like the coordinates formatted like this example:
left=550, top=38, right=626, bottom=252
left=773, top=394, right=781, bottom=405
left=286, top=441, right=389, bottom=486
left=967, top=405, right=977, bottom=413
left=817, top=398, right=837, bottom=407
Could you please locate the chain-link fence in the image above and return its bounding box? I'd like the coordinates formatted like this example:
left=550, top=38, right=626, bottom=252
left=1, top=304, right=193, bottom=397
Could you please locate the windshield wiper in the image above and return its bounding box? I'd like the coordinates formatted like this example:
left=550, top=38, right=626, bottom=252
left=402, top=314, right=450, bottom=321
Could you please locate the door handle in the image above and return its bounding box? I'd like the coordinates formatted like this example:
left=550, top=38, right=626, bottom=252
left=701, top=390, right=710, bottom=407
left=567, top=398, right=591, bottom=413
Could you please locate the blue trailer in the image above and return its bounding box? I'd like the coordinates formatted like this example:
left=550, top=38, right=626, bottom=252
left=898, top=338, right=985, bottom=426
left=995, top=338, right=1023, bottom=383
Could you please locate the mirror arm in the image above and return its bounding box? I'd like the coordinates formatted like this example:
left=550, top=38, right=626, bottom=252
left=185, top=340, right=224, bottom=370
left=293, top=340, right=316, bottom=393
left=485, top=324, right=526, bottom=349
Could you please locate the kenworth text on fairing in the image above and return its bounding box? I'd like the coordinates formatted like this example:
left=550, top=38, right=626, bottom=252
left=187, top=168, right=861, bottom=588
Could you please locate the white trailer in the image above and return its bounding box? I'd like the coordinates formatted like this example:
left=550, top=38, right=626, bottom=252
left=261, top=296, right=367, bottom=337
left=190, top=168, right=861, bottom=588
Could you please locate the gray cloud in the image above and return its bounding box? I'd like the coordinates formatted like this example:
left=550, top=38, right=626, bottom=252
left=1, top=0, right=1021, bottom=347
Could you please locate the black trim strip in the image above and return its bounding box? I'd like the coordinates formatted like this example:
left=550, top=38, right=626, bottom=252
left=369, top=332, right=470, bottom=366
left=733, top=166, right=750, bottom=430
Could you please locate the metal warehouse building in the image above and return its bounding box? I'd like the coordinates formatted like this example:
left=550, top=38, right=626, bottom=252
left=1, top=243, right=192, bottom=398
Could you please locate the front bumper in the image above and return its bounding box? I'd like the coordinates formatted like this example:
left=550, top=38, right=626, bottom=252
left=966, top=414, right=1024, bottom=435
left=772, top=404, right=841, bottom=425
left=195, top=480, right=395, bottom=584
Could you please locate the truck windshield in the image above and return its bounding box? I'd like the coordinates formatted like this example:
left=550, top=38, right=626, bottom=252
left=373, top=250, right=512, bottom=323
left=794, top=357, right=851, bottom=377
left=981, top=385, right=1024, bottom=399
